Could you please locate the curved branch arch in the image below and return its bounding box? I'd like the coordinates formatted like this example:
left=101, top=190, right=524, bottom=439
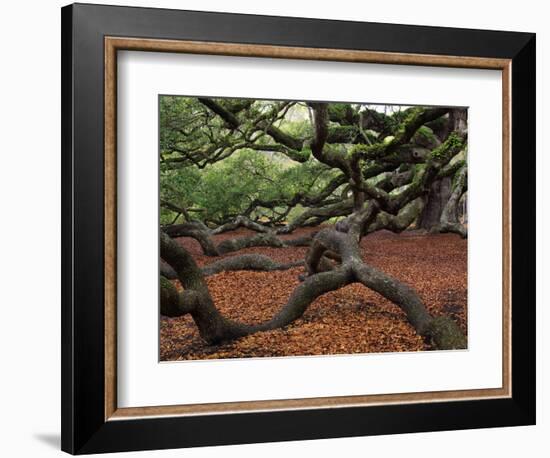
left=160, top=227, right=466, bottom=350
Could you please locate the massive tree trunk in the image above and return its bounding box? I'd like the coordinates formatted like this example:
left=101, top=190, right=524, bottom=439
left=417, top=108, right=467, bottom=232
left=418, top=177, right=452, bottom=231
left=437, top=165, right=468, bottom=238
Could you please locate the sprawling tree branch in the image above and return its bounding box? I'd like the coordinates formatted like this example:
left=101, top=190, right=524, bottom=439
left=201, top=254, right=303, bottom=276
left=159, top=97, right=468, bottom=353
left=162, top=220, right=315, bottom=258
left=161, top=227, right=466, bottom=349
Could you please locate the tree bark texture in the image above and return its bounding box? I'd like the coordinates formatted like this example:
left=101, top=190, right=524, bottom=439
left=160, top=227, right=466, bottom=350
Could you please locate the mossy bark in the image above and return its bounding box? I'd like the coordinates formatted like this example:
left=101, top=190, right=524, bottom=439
left=161, top=225, right=466, bottom=350
left=436, top=165, right=468, bottom=238
left=202, top=254, right=302, bottom=276
left=158, top=104, right=468, bottom=349
left=418, top=178, right=452, bottom=230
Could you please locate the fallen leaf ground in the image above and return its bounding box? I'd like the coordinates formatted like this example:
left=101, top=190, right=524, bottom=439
left=160, top=227, right=467, bottom=361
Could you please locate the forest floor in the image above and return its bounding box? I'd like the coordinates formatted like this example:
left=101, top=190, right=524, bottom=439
left=160, top=226, right=467, bottom=361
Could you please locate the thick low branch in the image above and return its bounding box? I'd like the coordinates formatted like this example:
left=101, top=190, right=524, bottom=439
left=280, top=198, right=354, bottom=234
left=162, top=220, right=313, bottom=258
left=160, top=262, right=177, bottom=280
left=366, top=198, right=425, bottom=234
left=303, top=228, right=466, bottom=349
left=216, top=232, right=286, bottom=254
left=160, top=231, right=352, bottom=343
left=211, top=215, right=271, bottom=235
left=161, top=225, right=466, bottom=350
left=163, top=222, right=219, bottom=256
left=202, top=254, right=303, bottom=276
left=160, top=276, right=198, bottom=316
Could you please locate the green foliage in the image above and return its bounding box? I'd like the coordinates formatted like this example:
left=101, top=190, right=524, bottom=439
left=329, top=125, right=359, bottom=142
left=159, top=95, right=458, bottom=227
left=160, top=96, right=220, bottom=155
left=161, top=149, right=337, bottom=225
left=430, top=132, right=463, bottom=161
left=413, top=125, right=437, bottom=145
left=327, top=103, right=355, bottom=123
left=160, top=166, right=202, bottom=224
left=276, top=104, right=313, bottom=139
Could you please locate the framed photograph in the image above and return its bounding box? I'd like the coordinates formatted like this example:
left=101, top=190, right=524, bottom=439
left=61, top=3, right=536, bottom=454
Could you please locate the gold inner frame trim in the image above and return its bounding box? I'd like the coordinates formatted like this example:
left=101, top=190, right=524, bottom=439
left=104, top=36, right=512, bottom=421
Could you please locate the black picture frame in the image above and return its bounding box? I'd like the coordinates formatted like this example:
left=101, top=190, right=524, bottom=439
left=61, top=3, right=536, bottom=454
